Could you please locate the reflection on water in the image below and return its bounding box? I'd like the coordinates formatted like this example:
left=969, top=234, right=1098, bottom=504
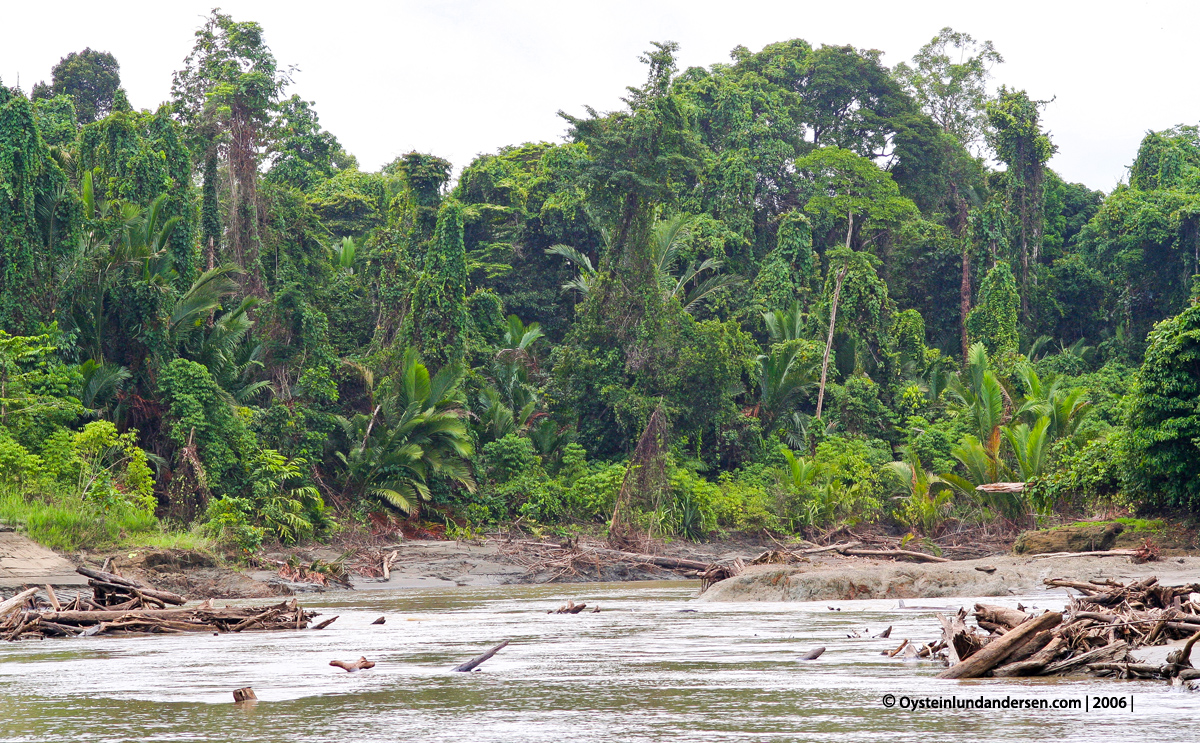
left=0, top=581, right=1193, bottom=742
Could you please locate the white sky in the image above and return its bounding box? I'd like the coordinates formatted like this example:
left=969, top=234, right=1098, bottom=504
left=3, top=0, right=1196, bottom=193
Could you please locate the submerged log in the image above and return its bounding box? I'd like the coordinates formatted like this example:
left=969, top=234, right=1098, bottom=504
left=797, top=647, right=825, bottom=660
left=453, top=640, right=510, bottom=672
left=937, top=611, right=1063, bottom=679
left=311, top=616, right=339, bottom=630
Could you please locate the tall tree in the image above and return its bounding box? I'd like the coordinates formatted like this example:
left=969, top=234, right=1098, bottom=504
left=895, top=28, right=1003, bottom=157
left=986, top=87, right=1055, bottom=321
left=32, top=48, right=121, bottom=124
left=171, top=10, right=291, bottom=294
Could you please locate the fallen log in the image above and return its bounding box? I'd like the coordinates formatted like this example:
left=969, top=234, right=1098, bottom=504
left=1087, top=662, right=1163, bottom=678
left=937, top=611, right=978, bottom=664
left=991, top=636, right=1068, bottom=677
left=0, top=588, right=40, bottom=621
left=1002, top=630, right=1054, bottom=665
left=330, top=656, right=375, bottom=672
left=86, top=580, right=184, bottom=607
left=35, top=608, right=196, bottom=624
left=580, top=547, right=711, bottom=572
left=937, top=611, right=1063, bottom=679
left=887, top=639, right=909, bottom=658
left=453, top=640, right=509, bottom=672
left=975, top=604, right=1028, bottom=630
left=838, top=548, right=950, bottom=563
left=797, top=647, right=825, bottom=660
left=311, top=616, right=339, bottom=630
left=1031, top=550, right=1142, bottom=560
left=797, top=541, right=861, bottom=555
left=1042, top=640, right=1128, bottom=675
left=76, top=565, right=146, bottom=588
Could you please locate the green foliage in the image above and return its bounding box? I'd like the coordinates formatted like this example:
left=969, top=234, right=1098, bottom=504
left=884, top=448, right=956, bottom=535
left=894, top=27, right=1003, bottom=155
left=967, top=262, right=1020, bottom=356
left=336, top=349, right=475, bottom=515
left=11, top=24, right=1200, bottom=550
left=482, top=433, right=541, bottom=483
left=248, top=450, right=332, bottom=544
left=32, top=95, right=78, bottom=148
left=158, top=358, right=258, bottom=504
left=1124, top=301, right=1200, bottom=513
left=403, top=200, right=470, bottom=369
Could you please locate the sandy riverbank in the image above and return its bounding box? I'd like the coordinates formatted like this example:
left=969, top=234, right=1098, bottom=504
left=697, top=553, right=1200, bottom=602
left=5, top=524, right=1198, bottom=603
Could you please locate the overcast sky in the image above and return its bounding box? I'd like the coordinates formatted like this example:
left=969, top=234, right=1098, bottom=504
left=3, top=0, right=1196, bottom=193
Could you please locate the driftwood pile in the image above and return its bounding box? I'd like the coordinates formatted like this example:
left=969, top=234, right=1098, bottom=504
left=932, top=576, right=1200, bottom=684
left=0, top=566, right=318, bottom=640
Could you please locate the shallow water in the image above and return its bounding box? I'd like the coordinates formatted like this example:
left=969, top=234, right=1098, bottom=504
left=0, top=581, right=1193, bottom=742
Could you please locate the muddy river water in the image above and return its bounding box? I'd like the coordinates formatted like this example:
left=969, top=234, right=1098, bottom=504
left=0, top=581, right=1193, bottom=742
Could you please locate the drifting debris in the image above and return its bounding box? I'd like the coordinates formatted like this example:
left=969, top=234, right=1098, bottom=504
left=550, top=601, right=588, bottom=614
left=330, top=657, right=375, bottom=672
left=798, top=647, right=825, bottom=660
left=232, top=687, right=257, bottom=702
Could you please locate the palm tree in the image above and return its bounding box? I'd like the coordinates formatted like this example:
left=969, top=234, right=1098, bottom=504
left=548, top=215, right=743, bottom=313
left=754, top=343, right=819, bottom=435
left=763, top=302, right=807, bottom=343
left=947, top=343, right=1007, bottom=467
left=1003, top=416, right=1053, bottom=482
left=336, top=349, right=475, bottom=514
left=1012, top=365, right=1092, bottom=441
left=884, top=448, right=956, bottom=535
left=546, top=244, right=598, bottom=296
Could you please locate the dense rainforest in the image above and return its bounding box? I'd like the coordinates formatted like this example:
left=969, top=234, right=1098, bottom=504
left=3, top=15, right=1200, bottom=555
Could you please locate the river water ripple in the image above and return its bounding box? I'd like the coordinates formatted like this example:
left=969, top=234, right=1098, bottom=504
left=0, top=581, right=1194, bottom=742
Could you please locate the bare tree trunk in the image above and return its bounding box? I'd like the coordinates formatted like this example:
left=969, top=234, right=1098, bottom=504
left=949, top=183, right=972, bottom=361
left=815, top=212, right=853, bottom=421
left=961, top=240, right=972, bottom=360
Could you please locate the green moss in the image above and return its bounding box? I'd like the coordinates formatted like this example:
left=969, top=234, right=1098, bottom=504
left=1065, top=518, right=1165, bottom=532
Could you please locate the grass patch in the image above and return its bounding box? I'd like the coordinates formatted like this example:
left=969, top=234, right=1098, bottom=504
left=124, top=529, right=214, bottom=551
left=0, top=485, right=198, bottom=552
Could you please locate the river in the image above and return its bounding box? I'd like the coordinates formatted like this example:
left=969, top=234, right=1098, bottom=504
left=0, top=581, right=1193, bottom=742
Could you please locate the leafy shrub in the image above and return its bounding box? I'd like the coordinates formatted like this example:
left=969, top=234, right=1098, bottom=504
left=482, top=433, right=542, bottom=483
left=201, top=496, right=266, bottom=552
